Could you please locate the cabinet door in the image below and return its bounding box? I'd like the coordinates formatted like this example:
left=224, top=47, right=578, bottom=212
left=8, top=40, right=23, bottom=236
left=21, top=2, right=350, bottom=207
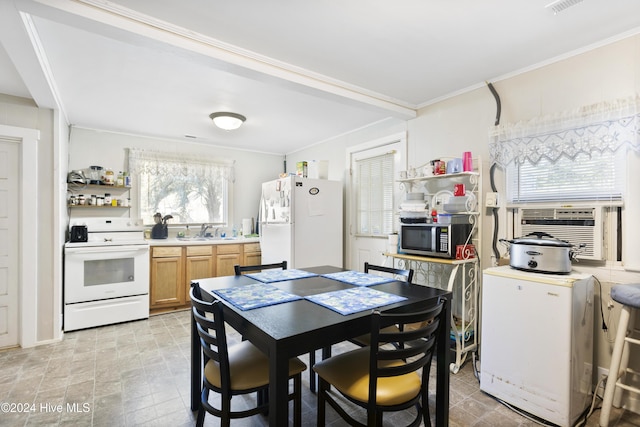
left=150, top=256, right=184, bottom=308
left=243, top=242, right=261, bottom=266
left=216, top=253, right=241, bottom=277
left=185, top=255, right=214, bottom=302
left=243, top=251, right=261, bottom=266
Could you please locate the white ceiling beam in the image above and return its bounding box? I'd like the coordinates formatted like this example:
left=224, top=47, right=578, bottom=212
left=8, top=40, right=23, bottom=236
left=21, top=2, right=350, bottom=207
left=0, top=1, right=62, bottom=112
left=28, top=0, right=416, bottom=120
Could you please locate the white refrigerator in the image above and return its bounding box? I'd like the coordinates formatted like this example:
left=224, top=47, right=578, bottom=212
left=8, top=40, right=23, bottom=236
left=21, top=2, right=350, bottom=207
left=259, top=176, right=343, bottom=268
left=480, top=266, right=594, bottom=426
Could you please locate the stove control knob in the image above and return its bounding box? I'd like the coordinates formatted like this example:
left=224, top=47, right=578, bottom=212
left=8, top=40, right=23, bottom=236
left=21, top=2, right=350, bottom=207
left=528, top=260, right=538, bottom=269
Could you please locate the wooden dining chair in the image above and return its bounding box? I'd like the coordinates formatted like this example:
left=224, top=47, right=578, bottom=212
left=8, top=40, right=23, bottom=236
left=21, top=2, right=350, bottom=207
left=313, top=297, right=447, bottom=427
left=364, top=261, right=414, bottom=283
left=234, top=260, right=287, bottom=275
left=349, top=262, right=415, bottom=347
left=190, top=282, right=307, bottom=427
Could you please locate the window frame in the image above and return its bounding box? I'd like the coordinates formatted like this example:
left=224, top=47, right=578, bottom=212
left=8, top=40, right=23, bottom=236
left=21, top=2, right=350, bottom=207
left=128, top=149, right=234, bottom=226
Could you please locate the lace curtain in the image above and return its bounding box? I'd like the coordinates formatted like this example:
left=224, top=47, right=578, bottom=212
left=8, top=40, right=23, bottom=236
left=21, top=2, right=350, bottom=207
left=489, top=97, right=640, bottom=168
left=127, top=148, right=235, bottom=182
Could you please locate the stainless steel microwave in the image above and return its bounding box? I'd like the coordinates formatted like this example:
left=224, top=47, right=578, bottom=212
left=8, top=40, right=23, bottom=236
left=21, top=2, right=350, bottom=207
left=399, top=223, right=472, bottom=258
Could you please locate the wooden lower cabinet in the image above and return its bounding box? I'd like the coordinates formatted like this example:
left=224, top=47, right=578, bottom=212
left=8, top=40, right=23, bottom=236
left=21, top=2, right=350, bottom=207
left=150, top=247, right=184, bottom=309
left=185, top=245, right=215, bottom=302
left=243, top=242, right=262, bottom=266
left=216, top=244, right=242, bottom=277
left=150, top=242, right=260, bottom=314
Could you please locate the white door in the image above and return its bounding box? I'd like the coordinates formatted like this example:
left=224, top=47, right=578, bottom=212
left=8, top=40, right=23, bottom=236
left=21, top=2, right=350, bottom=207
left=0, top=138, right=19, bottom=348
left=346, top=133, right=406, bottom=271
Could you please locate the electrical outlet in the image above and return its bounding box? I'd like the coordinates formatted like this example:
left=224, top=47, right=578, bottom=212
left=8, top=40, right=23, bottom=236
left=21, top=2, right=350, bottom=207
left=486, top=192, right=499, bottom=207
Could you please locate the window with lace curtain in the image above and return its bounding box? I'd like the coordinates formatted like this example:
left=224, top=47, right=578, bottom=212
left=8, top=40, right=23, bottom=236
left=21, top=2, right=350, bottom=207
left=128, top=149, right=234, bottom=225
left=490, top=98, right=640, bottom=204
left=490, top=97, right=640, bottom=264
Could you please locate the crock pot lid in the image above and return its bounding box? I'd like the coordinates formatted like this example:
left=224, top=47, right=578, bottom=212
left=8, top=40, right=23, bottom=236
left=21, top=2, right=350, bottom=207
left=511, top=236, right=572, bottom=247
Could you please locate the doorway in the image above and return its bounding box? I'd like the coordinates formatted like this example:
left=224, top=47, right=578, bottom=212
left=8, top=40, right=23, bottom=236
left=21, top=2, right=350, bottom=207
left=345, top=132, right=406, bottom=271
left=0, top=138, right=18, bottom=347
left=0, top=125, right=38, bottom=349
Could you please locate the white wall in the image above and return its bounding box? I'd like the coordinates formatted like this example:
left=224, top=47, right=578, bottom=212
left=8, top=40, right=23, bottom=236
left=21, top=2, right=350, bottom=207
left=68, top=127, right=284, bottom=228
left=291, top=34, right=640, bottom=410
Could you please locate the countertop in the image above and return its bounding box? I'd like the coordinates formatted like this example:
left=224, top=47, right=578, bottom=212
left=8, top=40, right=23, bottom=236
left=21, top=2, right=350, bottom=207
left=147, top=236, right=260, bottom=246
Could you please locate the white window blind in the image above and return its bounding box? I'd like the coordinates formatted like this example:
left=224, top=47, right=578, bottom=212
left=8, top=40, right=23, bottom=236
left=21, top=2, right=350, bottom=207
left=506, top=150, right=625, bottom=203
left=356, top=153, right=394, bottom=236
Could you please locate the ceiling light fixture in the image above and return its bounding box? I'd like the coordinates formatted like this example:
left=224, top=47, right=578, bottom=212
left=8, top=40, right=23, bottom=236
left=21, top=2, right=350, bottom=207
left=209, top=112, right=246, bottom=131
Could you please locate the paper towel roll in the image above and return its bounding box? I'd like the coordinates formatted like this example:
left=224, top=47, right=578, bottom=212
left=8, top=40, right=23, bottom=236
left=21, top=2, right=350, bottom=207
left=388, top=234, right=398, bottom=254
left=242, top=218, right=252, bottom=236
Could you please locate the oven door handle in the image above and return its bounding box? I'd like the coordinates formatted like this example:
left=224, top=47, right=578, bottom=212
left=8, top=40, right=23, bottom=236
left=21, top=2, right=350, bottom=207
left=65, top=245, right=149, bottom=254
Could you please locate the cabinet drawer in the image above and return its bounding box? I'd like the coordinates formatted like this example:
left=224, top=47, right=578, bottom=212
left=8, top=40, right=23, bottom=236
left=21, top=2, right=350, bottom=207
left=244, top=242, right=261, bottom=253
left=186, top=245, right=213, bottom=256
left=217, top=244, right=241, bottom=254
left=152, top=246, right=182, bottom=258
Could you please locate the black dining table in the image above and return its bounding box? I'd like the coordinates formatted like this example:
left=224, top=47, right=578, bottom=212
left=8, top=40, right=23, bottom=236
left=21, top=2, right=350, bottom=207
left=190, top=265, right=452, bottom=427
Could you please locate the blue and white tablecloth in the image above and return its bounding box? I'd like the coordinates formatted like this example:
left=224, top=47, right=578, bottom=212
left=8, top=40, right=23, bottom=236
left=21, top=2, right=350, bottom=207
left=305, top=287, right=407, bottom=315
left=213, top=283, right=302, bottom=310
left=245, top=269, right=318, bottom=283
left=321, top=270, right=396, bottom=286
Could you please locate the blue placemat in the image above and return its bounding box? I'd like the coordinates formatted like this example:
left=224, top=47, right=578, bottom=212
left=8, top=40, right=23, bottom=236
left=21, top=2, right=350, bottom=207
left=213, top=283, right=302, bottom=310
left=305, top=287, right=407, bottom=315
left=321, top=270, right=396, bottom=286
left=245, top=269, right=318, bottom=283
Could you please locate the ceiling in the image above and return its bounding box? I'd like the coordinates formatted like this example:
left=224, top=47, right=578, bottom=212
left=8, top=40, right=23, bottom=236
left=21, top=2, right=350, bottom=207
left=1, top=0, right=640, bottom=155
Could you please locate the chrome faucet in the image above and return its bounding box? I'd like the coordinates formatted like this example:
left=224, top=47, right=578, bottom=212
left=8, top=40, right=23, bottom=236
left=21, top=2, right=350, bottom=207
left=198, top=224, right=211, bottom=237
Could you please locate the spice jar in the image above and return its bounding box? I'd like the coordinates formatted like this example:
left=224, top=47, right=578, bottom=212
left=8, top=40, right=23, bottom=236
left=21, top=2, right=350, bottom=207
left=90, top=195, right=97, bottom=205
left=77, top=194, right=85, bottom=205
left=116, top=171, right=124, bottom=187
left=104, top=169, right=115, bottom=185
left=68, top=195, right=76, bottom=206
left=104, top=193, right=111, bottom=205
left=97, top=196, right=104, bottom=206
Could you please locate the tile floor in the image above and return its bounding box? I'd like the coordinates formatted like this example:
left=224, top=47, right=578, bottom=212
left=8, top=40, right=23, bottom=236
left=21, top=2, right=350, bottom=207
left=0, top=309, right=638, bottom=427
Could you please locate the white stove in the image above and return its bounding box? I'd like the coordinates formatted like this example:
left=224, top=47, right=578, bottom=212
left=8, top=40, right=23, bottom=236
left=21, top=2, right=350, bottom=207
left=64, top=217, right=150, bottom=331
left=65, top=217, right=147, bottom=248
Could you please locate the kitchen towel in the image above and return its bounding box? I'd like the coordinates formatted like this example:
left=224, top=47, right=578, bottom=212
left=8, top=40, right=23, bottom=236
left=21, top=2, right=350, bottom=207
left=321, top=270, right=396, bottom=286
left=305, top=287, right=407, bottom=315
left=213, top=283, right=301, bottom=310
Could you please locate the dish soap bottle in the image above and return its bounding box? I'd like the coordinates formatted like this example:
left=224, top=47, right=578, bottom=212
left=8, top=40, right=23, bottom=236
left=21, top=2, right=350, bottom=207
left=185, top=225, right=191, bottom=238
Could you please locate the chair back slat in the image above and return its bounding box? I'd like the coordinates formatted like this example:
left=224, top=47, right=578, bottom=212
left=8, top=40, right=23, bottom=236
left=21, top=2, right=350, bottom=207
left=364, top=262, right=414, bottom=283
left=368, top=298, right=446, bottom=386
left=234, top=261, right=287, bottom=275
left=190, top=283, right=232, bottom=392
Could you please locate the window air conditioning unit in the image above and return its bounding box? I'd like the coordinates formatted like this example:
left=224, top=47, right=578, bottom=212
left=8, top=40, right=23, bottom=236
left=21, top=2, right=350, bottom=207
left=515, top=207, right=604, bottom=261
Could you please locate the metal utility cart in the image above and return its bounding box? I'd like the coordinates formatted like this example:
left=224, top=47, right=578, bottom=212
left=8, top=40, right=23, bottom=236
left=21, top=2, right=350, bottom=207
left=391, top=157, right=482, bottom=373
left=385, top=253, right=478, bottom=373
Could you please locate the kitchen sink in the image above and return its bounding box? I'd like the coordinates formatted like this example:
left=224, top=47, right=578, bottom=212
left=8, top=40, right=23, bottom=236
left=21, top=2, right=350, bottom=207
left=176, top=236, right=237, bottom=241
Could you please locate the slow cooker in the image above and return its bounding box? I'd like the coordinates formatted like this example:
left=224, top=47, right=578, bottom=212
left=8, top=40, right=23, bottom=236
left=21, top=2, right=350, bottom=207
left=500, top=232, right=585, bottom=274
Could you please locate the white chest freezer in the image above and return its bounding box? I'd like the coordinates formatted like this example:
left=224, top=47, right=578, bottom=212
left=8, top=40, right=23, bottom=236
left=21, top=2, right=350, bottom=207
left=480, top=266, right=594, bottom=426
